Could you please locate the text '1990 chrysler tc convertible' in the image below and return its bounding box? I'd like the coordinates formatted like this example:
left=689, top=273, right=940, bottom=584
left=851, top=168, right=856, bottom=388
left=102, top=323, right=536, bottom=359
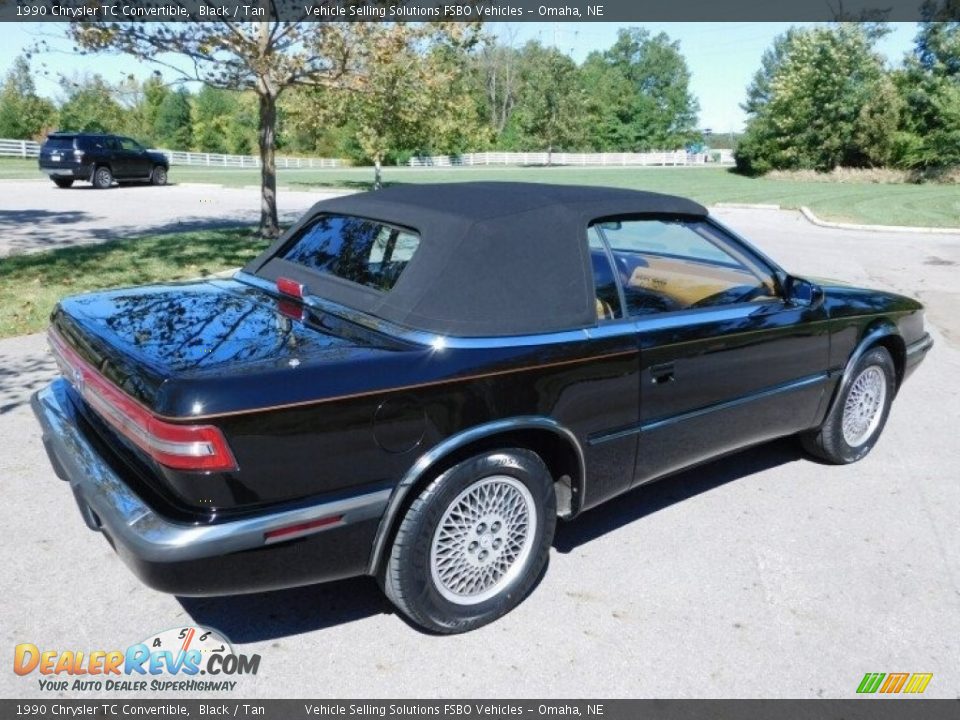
left=32, top=183, right=932, bottom=632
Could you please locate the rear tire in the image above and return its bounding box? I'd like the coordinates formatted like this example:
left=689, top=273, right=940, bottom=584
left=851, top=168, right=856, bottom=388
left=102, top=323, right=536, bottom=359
left=800, top=346, right=895, bottom=464
left=383, top=448, right=556, bottom=634
left=52, top=178, right=74, bottom=189
left=150, top=165, right=167, bottom=186
left=92, top=165, right=113, bottom=189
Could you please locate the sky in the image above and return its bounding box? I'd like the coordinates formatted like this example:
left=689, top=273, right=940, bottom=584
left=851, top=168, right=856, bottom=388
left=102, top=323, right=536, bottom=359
left=0, top=21, right=921, bottom=133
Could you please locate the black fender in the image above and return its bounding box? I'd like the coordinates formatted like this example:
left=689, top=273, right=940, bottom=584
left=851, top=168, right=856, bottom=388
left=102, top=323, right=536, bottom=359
left=367, top=416, right=584, bottom=574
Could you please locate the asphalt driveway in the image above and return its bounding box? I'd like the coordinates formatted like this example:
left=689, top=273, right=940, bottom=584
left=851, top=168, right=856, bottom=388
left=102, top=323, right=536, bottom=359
left=0, top=180, right=331, bottom=257
left=0, top=200, right=957, bottom=699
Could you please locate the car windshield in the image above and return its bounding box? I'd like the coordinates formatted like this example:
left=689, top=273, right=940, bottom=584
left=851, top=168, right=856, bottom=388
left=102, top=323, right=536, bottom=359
left=279, top=214, right=421, bottom=293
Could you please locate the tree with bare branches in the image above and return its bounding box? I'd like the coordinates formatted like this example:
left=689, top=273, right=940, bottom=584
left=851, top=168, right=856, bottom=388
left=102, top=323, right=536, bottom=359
left=63, top=21, right=461, bottom=237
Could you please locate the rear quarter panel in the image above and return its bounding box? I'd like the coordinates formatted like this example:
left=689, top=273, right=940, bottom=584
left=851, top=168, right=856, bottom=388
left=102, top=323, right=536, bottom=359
left=182, top=334, right=641, bottom=517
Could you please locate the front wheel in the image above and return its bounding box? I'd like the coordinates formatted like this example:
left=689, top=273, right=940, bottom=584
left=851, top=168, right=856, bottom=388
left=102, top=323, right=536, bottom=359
left=383, top=448, right=556, bottom=633
left=800, top=346, right=896, bottom=464
left=151, top=165, right=167, bottom=186
left=92, top=165, right=113, bottom=189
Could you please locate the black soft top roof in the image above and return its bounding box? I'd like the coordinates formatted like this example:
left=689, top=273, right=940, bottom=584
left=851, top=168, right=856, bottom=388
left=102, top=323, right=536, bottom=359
left=246, top=182, right=708, bottom=337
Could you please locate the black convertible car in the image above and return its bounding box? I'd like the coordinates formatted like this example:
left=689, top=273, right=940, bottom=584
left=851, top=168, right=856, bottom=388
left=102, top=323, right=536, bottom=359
left=32, top=183, right=931, bottom=633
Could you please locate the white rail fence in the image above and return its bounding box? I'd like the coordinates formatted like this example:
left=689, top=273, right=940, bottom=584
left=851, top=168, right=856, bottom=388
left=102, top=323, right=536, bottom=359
left=408, top=150, right=735, bottom=167
left=157, top=150, right=343, bottom=168
left=2, top=138, right=735, bottom=169
left=0, top=138, right=39, bottom=158
left=0, top=138, right=342, bottom=168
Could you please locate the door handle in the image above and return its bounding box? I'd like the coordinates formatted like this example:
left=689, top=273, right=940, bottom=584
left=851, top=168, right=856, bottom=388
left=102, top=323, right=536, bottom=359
left=650, top=362, right=675, bottom=385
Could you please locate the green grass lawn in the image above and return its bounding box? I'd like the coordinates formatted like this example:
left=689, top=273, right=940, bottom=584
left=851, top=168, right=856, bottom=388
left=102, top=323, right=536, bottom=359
left=3, top=158, right=959, bottom=227
left=0, top=158, right=36, bottom=179
left=0, top=228, right=266, bottom=339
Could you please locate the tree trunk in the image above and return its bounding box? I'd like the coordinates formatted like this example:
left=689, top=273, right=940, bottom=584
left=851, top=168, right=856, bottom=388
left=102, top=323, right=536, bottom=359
left=257, top=90, right=280, bottom=238
left=373, top=155, right=383, bottom=190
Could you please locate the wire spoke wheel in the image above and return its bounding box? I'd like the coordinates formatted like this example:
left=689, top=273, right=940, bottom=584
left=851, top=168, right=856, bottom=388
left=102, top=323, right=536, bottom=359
left=430, top=475, right=537, bottom=606
left=841, top=365, right=887, bottom=447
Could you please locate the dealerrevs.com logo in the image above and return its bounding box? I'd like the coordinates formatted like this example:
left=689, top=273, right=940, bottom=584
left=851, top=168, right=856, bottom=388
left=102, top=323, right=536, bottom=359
left=14, top=626, right=260, bottom=693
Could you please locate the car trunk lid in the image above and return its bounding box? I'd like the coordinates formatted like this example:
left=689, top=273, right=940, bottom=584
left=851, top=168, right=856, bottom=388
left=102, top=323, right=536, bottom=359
left=51, top=278, right=414, bottom=419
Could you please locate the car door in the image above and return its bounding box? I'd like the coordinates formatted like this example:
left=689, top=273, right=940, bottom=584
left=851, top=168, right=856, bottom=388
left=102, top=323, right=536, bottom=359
left=591, top=216, right=831, bottom=485
left=99, top=136, right=126, bottom=177
left=116, top=137, right=149, bottom=178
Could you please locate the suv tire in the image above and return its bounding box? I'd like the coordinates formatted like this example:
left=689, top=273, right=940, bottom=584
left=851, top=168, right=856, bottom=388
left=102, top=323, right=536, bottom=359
left=92, top=166, right=113, bottom=189
left=52, top=178, right=74, bottom=189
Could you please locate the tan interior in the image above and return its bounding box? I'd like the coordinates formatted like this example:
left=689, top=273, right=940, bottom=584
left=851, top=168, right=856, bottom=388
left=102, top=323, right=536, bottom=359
left=596, top=298, right=614, bottom=320
left=626, top=256, right=766, bottom=308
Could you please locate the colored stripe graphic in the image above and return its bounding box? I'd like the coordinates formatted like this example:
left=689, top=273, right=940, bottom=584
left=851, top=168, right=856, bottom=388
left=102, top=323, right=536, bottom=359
left=879, top=673, right=909, bottom=693
left=903, top=673, right=933, bottom=694
left=857, top=672, right=933, bottom=694
left=857, top=673, right=886, bottom=693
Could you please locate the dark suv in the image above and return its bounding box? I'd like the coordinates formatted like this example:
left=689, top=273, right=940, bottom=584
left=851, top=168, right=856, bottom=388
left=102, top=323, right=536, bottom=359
left=38, top=132, right=170, bottom=189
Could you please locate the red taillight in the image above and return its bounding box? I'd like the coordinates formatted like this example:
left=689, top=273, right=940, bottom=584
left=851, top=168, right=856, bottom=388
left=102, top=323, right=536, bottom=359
left=49, top=330, right=237, bottom=472
left=277, top=298, right=304, bottom=321
left=264, top=515, right=343, bottom=544
left=276, top=277, right=303, bottom=298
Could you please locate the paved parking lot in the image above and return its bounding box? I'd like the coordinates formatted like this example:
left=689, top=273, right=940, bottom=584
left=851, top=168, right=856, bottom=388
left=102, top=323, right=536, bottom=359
left=0, top=192, right=958, bottom=699
left=0, top=180, right=331, bottom=256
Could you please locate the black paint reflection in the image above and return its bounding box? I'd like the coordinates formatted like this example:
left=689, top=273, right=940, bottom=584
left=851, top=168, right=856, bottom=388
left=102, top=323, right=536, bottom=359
left=62, top=280, right=376, bottom=373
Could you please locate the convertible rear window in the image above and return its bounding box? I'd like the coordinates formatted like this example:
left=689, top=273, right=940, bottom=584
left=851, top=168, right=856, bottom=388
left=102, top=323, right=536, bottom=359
left=280, top=214, right=420, bottom=292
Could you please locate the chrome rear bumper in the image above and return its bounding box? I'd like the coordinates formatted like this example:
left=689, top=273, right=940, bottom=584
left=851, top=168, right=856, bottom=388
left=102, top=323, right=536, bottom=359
left=31, top=379, right=389, bottom=565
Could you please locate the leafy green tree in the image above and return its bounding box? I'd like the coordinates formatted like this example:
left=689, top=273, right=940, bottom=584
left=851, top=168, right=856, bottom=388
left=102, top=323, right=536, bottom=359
left=509, top=42, right=586, bottom=161
left=191, top=85, right=235, bottom=153
left=854, top=73, right=904, bottom=167
left=422, top=43, right=490, bottom=158
left=0, top=55, right=57, bottom=139
left=915, top=15, right=960, bottom=76
left=58, top=74, right=124, bottom=134
left=140, top=72, right=170, bottom=145
left=294, top=26, right=480, bottom=187
left=579, top=51, right=644, bottom=151
left=283, top=86, right=357, bottom=158
left=581, top=28, right=699, bottom=151
left=893, top=19, right=960, bottom=168
left=736, top=25, right=899, bottom=174
left=185, top=86, right=258, bottom=154
left=155, top=87, right=192, bottom=149
left=227, top=93, right=259, bottom=155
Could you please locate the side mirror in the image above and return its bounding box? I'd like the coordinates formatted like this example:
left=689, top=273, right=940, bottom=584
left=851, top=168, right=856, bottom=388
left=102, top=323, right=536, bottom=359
left=784, top=276, right=823, bottom=308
